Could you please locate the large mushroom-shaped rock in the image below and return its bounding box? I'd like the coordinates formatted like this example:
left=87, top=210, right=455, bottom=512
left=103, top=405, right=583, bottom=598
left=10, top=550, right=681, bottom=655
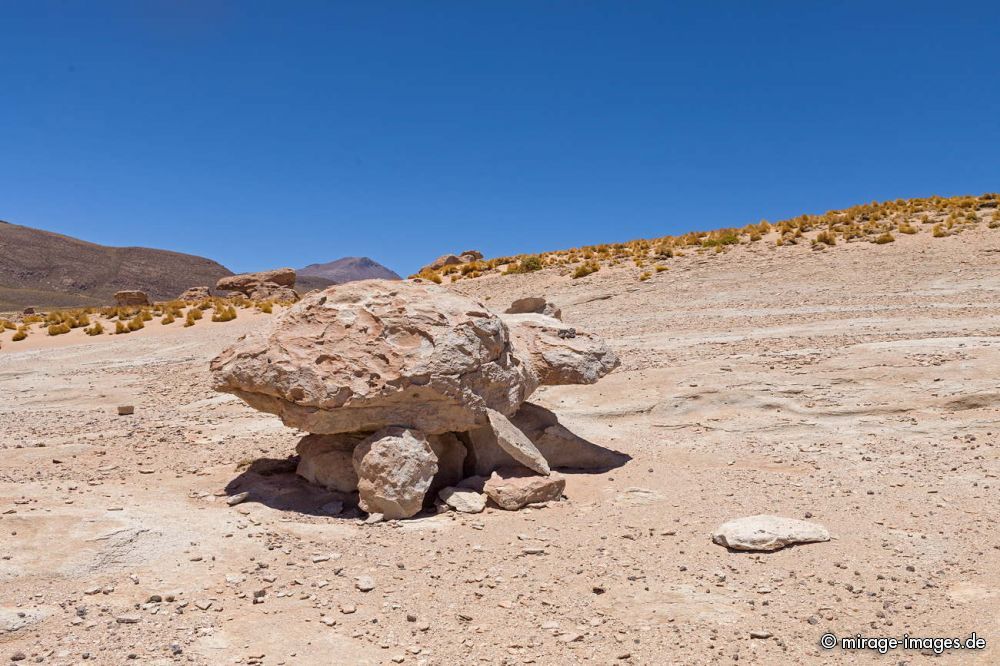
left=501, top=313, right=619, bottom=386
left=114, top=290, right=151, bottom=307
left=352, top=427, right=438, bottom=519
left=210, top=280, right=534, bottom=435
left=217, top=268, right=296, bottom=293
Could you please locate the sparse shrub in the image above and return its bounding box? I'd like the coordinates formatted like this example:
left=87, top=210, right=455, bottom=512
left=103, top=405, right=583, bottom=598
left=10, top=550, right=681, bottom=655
left=161, top=313, right=175, bottom=325
left=638, top=271, right=651, bottom=281
left=655, top=265, right=668, bottom=272
left=932, top=224, right=946, bottom=237
left=127, top=315, right=145, bottom=331
left=115, top=321, right=127, bottom=334
left=258, top=301, right=273, bottom=314
left=212, top=305, right=237, bottom=322
left=140, top=309, right=153, bottom=322
left=47, top=322, right=71, bottom=336
left=572, top=261, right=600, bottom=279
left=815, top=230, right=836, bottom=246
left=12, top=327, right=28, bottom=342
left=1, top=319, right=16, bottom=331
left=508, top=255, right=544, bottom=274
left=184, top=308, right=203, bottom=327
left=874, top=232, right=895, bottom=244
left=85, top=321, right=104, bottom=336
left=898, top=222, right=918, bottom=234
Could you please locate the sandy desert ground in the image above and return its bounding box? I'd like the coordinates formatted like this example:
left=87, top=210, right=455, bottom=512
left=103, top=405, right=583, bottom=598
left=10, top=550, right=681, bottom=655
left=1, top=228, right=998, bottom=665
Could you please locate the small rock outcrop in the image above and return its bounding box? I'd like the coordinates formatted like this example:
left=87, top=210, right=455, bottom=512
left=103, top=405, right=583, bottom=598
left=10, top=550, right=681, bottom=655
left=421, top=250, right=484, bottom=273
left=114, top=290, right=151, bottom=307
left=712, top=515, right=831, bottom=552
left=216, top=268, right=298, bottom=302
left=212, top=279, right=623, bottom=519
left=505, top=296, right=562, bottom=320
left=178, top=286, right=211, bottom=301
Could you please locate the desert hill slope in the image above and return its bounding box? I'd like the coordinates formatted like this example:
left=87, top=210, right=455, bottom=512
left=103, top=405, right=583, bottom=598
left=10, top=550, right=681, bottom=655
left=0, top=220, right=234, bottom=309
left=417, top=193, right=1000, bottom=282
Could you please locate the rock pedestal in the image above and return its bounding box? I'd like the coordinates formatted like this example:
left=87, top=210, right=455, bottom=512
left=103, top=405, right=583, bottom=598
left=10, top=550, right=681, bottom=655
left=212, top=283, right=624, bottom=519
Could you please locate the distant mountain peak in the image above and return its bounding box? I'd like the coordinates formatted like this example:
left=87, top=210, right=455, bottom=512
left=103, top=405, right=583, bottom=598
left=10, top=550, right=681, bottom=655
left=298, top=256, right=400, bottom=284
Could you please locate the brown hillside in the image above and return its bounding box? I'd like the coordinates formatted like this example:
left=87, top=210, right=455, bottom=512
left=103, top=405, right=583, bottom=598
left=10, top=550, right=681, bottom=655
left=0, top=220, right=233, bottom=309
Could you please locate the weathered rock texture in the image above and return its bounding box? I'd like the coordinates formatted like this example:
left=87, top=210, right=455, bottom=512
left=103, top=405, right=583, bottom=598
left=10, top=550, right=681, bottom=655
left=114, top=290, right=151, bottom=307
left=212, top=279, right=622, bottom=519
left=501, top=313, right=619, bottom=386
left=352, top=428, right=438, bottom=519
left=211, top=280, right=534, bottom=435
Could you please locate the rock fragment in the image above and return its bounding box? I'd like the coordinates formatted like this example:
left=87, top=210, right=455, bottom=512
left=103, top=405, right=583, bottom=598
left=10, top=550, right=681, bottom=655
left=438, top=487, right=486, bottom=513
left=711, top=515, right=831, bottom=552
left=483, top=466, right=565, bottom=510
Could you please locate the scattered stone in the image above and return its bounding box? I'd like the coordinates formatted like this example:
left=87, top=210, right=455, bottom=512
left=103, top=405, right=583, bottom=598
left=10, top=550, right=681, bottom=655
left=750, top=631, right=773, bottom=639
left=355, top=576, right=375, bottom=592
left=115, top=614, right=141, bottom=624
left=438, top=487, right=486, bottom=513
left=712, top=515, right=831, bottom=552
left=117, top=405, right=134, bottom=416
left=226, top=492, right=250, bottom=506
left=484, top=466, right=566, bottom=510
left=501, top=312, right=619, bottom=386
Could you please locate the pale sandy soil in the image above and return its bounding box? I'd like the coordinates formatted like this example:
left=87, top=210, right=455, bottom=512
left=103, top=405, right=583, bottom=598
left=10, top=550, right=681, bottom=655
left=1, top=228, right=998, bottom=665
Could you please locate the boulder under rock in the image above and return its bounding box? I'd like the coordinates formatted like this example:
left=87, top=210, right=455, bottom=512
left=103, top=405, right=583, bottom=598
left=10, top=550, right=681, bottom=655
left=114, top=290, right=151, bottom=307
left=352, top=427, right=438, bottom=519
left=501, top=313, right=619, bottom=386
left=484, top=466, right=565, bottom=510
left=178, top=286, right=211, bottom=301
left=295, top=433, right=364, bottom=493
left=712, top=515, right=831, bottom=552
left=505, top=296, right=562, bottom=320
left=211, top=280, right=535, bottom=435
left=466, top=408, right=550, bottom=476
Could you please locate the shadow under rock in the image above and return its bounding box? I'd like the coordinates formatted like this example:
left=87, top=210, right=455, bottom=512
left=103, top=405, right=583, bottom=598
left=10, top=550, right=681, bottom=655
left=510, top=402, right=631, bottom=473
left=224, top=457, right=360, bottom=518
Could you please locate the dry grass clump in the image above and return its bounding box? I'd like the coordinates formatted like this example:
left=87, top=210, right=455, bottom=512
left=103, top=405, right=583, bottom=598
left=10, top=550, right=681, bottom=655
left=115, top=321, right=128, bottom=334
left=47, top=322, right=71, bottom=336
left=12, top=326, right=28, bottom=341
left=212, top=305, right=237, bottom=322
left=127, top=314, right=145, bottom=331
left=572, top=261, right=600, bottom=279
left=85, top=321, right=104, bottom=336
left=185, top=307, right=203, bottom=327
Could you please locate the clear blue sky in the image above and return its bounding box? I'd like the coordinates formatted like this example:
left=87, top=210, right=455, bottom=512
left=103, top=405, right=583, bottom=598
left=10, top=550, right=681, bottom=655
left=2, top=2, right=998, bottom=276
